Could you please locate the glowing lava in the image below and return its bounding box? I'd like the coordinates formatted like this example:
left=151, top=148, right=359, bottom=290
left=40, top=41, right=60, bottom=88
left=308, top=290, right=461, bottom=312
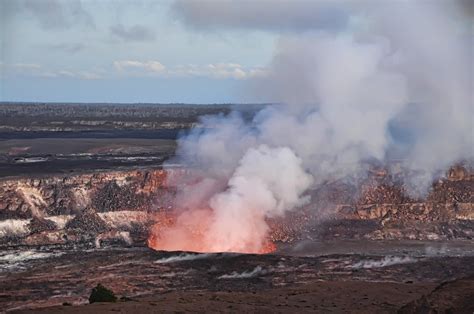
left=147, top=209, right=276, bottom=254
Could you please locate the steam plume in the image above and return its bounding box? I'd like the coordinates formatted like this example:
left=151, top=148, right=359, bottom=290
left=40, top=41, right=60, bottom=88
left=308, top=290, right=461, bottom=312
left=149, top=0, right=473, bottom=253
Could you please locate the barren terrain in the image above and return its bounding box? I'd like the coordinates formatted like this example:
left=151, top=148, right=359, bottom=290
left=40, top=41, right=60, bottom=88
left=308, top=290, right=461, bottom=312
left=0, top=103, right=472, bottom=313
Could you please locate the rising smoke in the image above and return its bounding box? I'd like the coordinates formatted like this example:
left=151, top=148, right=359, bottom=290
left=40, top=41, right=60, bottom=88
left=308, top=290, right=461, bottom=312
left=149, top=0, right=473, bottom=253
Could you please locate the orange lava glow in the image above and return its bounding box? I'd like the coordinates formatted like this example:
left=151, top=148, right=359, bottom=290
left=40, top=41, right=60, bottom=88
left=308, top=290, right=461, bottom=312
left=147, top=209, right=276, bottom=254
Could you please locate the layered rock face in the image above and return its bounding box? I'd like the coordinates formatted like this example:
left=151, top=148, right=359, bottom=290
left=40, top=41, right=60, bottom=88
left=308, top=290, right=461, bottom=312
left=0, top=165, right=472, bottom=248
left=0, top=169, right=173, bottom=247
left=337, top=166, right=473, bottom=240
left=0, top=169, right=169, bottom=219
left=269, top=165, right=473, bottom=243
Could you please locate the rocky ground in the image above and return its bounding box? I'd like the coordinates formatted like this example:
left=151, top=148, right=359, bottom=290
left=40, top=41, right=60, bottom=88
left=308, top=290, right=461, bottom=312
left=1, top=246, right=473, bottom=313
left=0, top=137, right=176, bottom=178
left=0, top=103, right=233, bottom=132
left=17, top=278, right=472, bottom=314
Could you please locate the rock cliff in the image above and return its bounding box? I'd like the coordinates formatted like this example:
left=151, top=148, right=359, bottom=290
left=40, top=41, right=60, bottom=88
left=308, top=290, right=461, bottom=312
left=0, top=165, right=472, bottom=248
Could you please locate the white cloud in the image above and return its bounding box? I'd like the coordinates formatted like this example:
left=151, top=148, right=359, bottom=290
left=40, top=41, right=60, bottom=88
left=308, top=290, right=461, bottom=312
left=10, top=63, right=42, bottom=70
left=2, top=60, right=266, bottom=81
left=54, top=70, right=102, bottom=80
left=114, top=60, right=267, bottom=80
left=1, top=63, right=101, bottom=80
left=36, top=70, right=101, bottom=80
left=114, top=60, right=166, bottom=73
left=77, top=71, right=102, bottom=80
left=185, top=63, right=268, bottom=79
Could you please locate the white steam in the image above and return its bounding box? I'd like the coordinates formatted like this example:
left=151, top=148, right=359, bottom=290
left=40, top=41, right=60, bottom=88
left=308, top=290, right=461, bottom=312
left=159, top=0, right=473, bottom=253
left=350, top=256, right=416, bottom=269
left=155, top=253, right=214, bottom=264
left=204, top=145, right=313, bottom=252
left=218, top=266, right=266, bottom=279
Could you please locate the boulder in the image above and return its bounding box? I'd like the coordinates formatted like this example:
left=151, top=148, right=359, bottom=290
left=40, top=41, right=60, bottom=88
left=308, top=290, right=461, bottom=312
left=89, top=284, right=117, bottom=303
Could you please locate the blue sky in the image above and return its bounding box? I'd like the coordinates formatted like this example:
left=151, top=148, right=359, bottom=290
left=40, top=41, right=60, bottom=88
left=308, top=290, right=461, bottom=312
left=0, top=0, right=276, bottom=103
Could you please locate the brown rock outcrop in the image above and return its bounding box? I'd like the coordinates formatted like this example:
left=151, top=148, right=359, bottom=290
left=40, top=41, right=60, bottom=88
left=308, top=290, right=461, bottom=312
left=0, top=169, right=170, bottom=220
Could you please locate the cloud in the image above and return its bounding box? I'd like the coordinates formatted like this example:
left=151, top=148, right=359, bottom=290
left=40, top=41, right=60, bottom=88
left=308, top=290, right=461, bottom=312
left=32, top=70, right=101, bottom=80
left=49, top=43, right=86, bottom=54
left=170, top=63, right=267, bottom=79
left=459, top=0, right=474, bottom=17
left=172, top=0, right=349, bottom=32
left=114, top=60, right=267, bottom=79
left=0, top=63, right=43, bottom=77
left=2, top=60, right=265, bottom=81
left=2, top=0, right=95, bottom=30
left=114, top=60, right=166, bottom=73
left=46, top=70, right=102, bottom=80
left=1, top=63, right=101, bottom=80
left=110, top=24, right=156, bottom=42
left=7, top=63, right=42, bottom=71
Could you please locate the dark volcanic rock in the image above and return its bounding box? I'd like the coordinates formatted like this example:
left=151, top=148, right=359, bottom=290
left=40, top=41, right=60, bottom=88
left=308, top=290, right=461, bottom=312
left=28, top=216, right=57, bottom=234
left=398, top=275, right=474, bottom=314
left=66, top=208, right=108, bottom=233
left=89, top=284, right=117, bottom=303
left=317, top=219, right=380, bottom=240
left=92, top=181, right=146, bottom=212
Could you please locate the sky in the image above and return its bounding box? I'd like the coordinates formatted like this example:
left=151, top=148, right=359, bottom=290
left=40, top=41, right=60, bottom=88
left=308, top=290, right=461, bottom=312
left=1, top=0, right=471, bottom=104
left=0, top=0, right=277, bottom=103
